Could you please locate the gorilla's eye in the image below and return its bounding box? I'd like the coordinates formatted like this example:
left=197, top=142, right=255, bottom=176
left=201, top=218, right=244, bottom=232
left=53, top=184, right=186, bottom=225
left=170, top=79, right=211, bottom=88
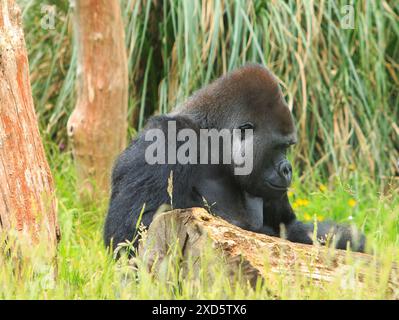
left=238, top=122, right=254, bottom=140
left=238, top=122, right=254, bottom=141
left=238, top=122, right=254, bottom=131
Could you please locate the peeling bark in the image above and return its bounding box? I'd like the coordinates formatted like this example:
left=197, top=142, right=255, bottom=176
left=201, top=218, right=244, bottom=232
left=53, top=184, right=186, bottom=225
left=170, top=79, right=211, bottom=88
left=67, top=0, right=128, bottom=200
left=0, top=0, right=59, bottom=250
left=139, top=208, right=398, bottom=294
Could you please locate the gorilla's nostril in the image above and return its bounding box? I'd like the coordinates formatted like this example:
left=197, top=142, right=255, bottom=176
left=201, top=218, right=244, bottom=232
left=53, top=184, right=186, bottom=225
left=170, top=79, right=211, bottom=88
left=279, top=161, right=292, bottom=178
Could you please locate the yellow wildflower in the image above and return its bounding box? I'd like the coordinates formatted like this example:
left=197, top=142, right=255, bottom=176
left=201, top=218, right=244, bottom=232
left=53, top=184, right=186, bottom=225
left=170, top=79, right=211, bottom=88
left=293, top=198, right=310, bottom=208
left=319, top=184, right=327, bottom=192
left=348, top=164, right=356, bottom=171
left=287, top=190, right=294, bottom=197
left=303, top=212, right=312, bottom=221
left=317, top=215, right=325, bottom=222
left=348, top=199, right=357, bottom=207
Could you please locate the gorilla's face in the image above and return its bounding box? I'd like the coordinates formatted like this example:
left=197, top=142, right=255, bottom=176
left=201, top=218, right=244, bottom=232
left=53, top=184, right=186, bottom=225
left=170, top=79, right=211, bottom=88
left=229, top=78, right=297, bottom=199
left=184, top=65, right=297, bottom=200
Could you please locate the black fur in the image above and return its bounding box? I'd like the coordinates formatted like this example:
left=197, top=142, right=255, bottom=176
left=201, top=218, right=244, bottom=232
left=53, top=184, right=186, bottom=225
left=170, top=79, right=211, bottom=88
left=104, top=65, right=365, bottom=253
left=104, top=115, right=202, bottom=249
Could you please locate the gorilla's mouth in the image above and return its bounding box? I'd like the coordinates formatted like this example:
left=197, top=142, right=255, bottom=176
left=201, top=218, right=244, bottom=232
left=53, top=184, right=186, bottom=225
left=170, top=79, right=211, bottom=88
left=265, top=180, right=288, bottom=191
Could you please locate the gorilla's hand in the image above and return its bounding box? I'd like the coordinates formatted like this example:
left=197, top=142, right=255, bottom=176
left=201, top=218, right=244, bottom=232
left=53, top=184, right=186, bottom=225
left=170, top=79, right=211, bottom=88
left=286, top=219, right=365, bottom=252
left=258, top=225, right=278, bottom=237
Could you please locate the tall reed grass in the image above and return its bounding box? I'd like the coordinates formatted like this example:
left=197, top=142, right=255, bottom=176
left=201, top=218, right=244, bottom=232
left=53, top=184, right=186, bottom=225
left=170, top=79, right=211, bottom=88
left=20, top=0, right=399, bottom=179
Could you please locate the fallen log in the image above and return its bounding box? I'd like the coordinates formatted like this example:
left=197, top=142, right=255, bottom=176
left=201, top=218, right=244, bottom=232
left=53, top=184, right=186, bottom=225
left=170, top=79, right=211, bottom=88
left=138, top=208, right=398, bottom=296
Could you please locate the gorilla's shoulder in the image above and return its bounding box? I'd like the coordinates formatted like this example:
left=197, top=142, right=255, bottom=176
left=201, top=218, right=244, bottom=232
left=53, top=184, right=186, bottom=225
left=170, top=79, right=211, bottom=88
left=111, top=114, right=199, bottom=187
left=119, top=114, right=198, bottom=157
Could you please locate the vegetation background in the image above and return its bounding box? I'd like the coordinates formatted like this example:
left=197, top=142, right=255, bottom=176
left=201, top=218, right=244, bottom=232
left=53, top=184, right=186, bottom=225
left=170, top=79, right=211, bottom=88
left=1, top=0, right=398, bottom=299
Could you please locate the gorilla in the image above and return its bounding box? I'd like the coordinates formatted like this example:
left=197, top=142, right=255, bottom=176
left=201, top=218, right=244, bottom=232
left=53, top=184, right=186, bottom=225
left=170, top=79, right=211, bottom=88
left=104, top=64, right=365, bottom=253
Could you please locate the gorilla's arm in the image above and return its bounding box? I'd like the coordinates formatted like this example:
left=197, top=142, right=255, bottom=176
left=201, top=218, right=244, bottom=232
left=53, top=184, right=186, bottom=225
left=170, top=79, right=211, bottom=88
left=263, top=194, right=365, bottom=252
left=286, top=219, right=365, bottom=252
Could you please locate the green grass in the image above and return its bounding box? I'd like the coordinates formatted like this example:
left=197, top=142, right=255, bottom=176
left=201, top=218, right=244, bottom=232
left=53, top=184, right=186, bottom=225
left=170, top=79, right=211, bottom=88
left=1, top=147, right=398, bottom=299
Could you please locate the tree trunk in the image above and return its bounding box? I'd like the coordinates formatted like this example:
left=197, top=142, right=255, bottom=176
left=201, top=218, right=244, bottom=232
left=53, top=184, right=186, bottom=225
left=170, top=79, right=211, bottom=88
left=67, top=0, right=128, bottom=200
left=139, top=208, right=398, bottom=296
left=0, top=0, right=60, bottom=251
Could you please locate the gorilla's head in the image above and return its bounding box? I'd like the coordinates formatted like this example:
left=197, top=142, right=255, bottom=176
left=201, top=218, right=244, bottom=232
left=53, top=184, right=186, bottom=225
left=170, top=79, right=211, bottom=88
left=180, top=64, right=297, bottom=199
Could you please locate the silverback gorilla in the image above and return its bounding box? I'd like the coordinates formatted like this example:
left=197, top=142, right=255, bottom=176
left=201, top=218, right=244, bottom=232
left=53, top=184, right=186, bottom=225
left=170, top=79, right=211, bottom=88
left=104, top=64, right=365, bottom=253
